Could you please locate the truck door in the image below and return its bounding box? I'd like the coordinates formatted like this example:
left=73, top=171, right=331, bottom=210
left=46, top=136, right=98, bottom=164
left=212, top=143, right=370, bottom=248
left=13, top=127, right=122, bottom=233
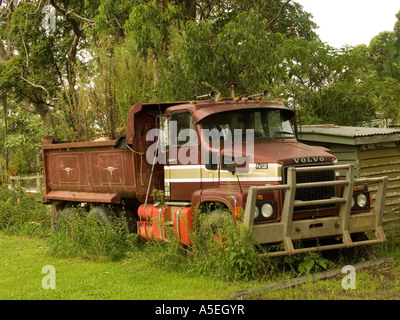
left=166, top=111, right=200, bottom=201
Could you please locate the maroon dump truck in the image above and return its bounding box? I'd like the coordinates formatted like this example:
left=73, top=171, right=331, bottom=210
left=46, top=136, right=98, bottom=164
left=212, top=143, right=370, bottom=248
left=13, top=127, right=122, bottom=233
left=41, top=94, right=388, bottom=256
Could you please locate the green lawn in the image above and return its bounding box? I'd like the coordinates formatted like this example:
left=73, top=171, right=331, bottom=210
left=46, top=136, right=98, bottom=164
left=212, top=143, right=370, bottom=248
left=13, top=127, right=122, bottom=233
left=1, top=234, right=400, bottom=300
left=0, top=235, right=252, bottom=300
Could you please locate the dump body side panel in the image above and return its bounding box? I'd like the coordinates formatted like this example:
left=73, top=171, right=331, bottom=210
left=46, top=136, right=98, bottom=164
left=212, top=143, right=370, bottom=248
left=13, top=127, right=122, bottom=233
left=42, top=140, right=137, bottom=202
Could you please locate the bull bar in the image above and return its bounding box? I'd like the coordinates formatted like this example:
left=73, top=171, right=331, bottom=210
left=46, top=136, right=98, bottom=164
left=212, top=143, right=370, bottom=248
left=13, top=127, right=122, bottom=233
left=243, top=164, right=388, bottom=257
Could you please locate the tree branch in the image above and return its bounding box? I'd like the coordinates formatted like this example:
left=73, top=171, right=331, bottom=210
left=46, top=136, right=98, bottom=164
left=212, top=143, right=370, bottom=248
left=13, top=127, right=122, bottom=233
left=49, top=0, right=85, bottom=36
left=49, top=0, right=87, bottom=90
left=267, top=0, right=291, bottom=30
left=20, top=74, right=51, bottom=100
left=49, top=0, right=94, bottom=25
left=0, top=0, right=15, bottom=21
left=0, top=42, right=9, bottom=61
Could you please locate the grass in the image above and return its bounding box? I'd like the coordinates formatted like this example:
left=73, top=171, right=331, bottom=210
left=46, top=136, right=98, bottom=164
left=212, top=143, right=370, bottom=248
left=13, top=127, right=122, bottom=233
left=1, top=186, right=400, bottom=300
left=1, top=233, right=400, bottom=300
left=256, top=265, right=400, bottom=300
left=0, top=234, right=252, bottom=300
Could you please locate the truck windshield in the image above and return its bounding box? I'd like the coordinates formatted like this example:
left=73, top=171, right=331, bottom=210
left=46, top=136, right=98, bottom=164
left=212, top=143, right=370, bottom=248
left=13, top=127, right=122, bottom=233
left=200, top=108, right=295, bottom=141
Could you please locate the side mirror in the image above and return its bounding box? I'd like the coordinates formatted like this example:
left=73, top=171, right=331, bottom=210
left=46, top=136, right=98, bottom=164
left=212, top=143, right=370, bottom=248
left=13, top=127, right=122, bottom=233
left=221, top=155, right=236, bottom=174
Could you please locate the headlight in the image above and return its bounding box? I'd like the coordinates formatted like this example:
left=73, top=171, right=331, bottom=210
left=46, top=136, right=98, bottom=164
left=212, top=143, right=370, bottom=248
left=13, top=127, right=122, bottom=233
left=357, top=193, right=367, bottom=208
left=351, top=191, right=371, bottom=212
left=254, top=201, right=276, bottom=221
left=261, top=203, right=274, bottom=218
left=254, top=206, right=260, bottom=219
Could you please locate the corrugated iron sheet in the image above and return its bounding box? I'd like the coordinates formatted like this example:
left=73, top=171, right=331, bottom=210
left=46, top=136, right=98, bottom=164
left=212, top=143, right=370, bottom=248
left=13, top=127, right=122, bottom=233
left=300, top=124, right=400, bottom=137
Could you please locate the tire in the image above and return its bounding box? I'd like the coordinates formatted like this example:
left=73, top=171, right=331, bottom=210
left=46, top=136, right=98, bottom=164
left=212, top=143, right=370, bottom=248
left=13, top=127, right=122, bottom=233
left=88, top=205, right=112, bottom=224
left=322, top=232, right=376, bottom=263
left=347, top=232, right=376, bottom=260
left=52, top=202, right=75, bottom=232
left=121, top=207, right=138, bottom=233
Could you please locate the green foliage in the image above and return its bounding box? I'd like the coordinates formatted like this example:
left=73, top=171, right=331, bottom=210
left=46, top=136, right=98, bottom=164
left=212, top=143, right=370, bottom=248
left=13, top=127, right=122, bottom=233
left=152, top=189, right=166, bottom=205
left=297, top=253, right=328, bottom=276
left=93, top=0, right=137, bottom=40
left=369, top=31, right=400, bottom=78
left=174, top=10, right=285, bottom=96
left=1, top=107, right=47, bottom=175
left=0, top=187, right=378, bottom=282
left=145, top=207, right=270, bottom=281
left=142, top=207, right=339, bottom=281
left=190, top=212, right=269, bottom=281
left=0, top=186, right=51, bottom=237
left=281, top=38, right=387, bottom=125
left=0, top=0, right=399, bottom=145
left=48, top=206, right=135, bottom=262
left=125, top=1, right=183, bottom=57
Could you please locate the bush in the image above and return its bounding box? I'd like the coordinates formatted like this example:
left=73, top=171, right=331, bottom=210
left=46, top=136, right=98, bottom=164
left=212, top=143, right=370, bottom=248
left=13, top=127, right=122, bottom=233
left=143, top=208, right=271, bottom=281
left=189, top=210, right=270, bottom=281
left=0, top=186, right=51, bottom=237
left=48, top=206, right=134, bottom=262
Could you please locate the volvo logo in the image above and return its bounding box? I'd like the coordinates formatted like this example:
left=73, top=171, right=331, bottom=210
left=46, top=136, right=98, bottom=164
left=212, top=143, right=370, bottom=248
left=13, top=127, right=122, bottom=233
left=293, top=156, right=325, bottom=164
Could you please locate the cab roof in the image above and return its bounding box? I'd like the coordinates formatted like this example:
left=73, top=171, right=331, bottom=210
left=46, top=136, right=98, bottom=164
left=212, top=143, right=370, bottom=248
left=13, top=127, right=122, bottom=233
left=142, top=99, right=293, bottom=124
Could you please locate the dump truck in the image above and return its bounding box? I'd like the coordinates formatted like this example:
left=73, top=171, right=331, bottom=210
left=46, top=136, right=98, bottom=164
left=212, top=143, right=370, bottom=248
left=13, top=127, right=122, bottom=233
left=41, top=92, right=388, bottom=256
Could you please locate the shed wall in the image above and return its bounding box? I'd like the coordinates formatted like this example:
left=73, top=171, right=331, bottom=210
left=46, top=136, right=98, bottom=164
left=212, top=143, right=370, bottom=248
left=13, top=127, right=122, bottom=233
left=357, top=142, right=400, bottom=223
left=300, top=136, right=400, bottom=235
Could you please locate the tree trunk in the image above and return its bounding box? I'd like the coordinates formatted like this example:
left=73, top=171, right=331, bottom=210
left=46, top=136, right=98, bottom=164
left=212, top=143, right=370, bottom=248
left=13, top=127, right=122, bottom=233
left=21, top=98, right=55, bottom=130
left=175, top=0, right=196, bottom=20
left=3, top=91, right=8, bottom=180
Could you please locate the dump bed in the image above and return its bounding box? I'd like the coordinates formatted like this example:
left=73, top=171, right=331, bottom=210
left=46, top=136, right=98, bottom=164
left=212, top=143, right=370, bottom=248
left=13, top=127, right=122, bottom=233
left=41, top=138, right=139, bottom=204
left=41, top=102, right=170, bottom=205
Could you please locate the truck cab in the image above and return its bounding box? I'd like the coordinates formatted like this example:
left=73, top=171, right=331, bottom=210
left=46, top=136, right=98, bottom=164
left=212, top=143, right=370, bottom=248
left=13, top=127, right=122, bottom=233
left=160, top=99, right=336, bottom=216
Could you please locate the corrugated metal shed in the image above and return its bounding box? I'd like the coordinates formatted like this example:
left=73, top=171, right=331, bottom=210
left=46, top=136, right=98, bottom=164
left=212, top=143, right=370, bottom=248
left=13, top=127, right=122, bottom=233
left=299, top=124, right=400, bottom=233
left=299, top=124, right=400, bottom=144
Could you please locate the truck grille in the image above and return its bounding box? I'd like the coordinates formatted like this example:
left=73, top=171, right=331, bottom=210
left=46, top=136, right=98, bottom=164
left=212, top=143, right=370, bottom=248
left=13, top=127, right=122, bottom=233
left=282, top=164, right=337, bottom=213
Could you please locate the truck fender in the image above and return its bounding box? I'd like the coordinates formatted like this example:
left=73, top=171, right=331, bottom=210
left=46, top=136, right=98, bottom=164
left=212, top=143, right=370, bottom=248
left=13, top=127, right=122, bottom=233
left=191, top=188, right=247, bottom=216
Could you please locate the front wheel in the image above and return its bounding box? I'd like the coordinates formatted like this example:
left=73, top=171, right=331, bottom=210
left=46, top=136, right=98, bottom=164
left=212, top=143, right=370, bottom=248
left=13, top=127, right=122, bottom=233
left=196, top=209, right=235, bottom=248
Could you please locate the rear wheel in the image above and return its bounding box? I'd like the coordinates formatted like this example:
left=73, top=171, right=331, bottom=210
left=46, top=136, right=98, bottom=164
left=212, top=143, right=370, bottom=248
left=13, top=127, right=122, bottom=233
left=52, top=202, right=76, bottom=232
left=121, top=206, right=138, bottom=233
left=88, top=205, right=112, bottom=223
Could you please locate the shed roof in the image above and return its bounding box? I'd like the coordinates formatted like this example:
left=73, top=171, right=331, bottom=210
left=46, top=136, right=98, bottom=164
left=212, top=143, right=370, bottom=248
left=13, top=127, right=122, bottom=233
left=299, top=124, right=400, bottom=145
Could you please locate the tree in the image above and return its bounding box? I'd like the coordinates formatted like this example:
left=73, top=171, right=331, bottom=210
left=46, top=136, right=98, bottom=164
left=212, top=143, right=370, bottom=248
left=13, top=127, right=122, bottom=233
left=368, top=11, right=400, bottom=126
left=0, top=1, right=55, bottom=128
left=369, top=31, right=400, bottom=79
left=281, top=39, right=382, bottom=126
left=172, top=9, right=287, bottom=96
left=0, top=1, right=77, bottom=129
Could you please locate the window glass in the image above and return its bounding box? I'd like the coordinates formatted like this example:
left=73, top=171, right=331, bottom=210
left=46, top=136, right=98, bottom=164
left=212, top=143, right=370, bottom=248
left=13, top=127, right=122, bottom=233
left=200, top=108, right=294, bottom=141
left=170, top=112, right=198, bottom=146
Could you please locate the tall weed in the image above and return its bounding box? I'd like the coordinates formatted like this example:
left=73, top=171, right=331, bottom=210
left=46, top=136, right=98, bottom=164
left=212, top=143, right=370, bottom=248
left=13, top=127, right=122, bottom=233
left=191, top=211, right=271, bottom=280
left=144, top=209, right=271, bottom=281
left=0, top=186, right=51, bottom=237
left=48, top=206, right=135, bottom=262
